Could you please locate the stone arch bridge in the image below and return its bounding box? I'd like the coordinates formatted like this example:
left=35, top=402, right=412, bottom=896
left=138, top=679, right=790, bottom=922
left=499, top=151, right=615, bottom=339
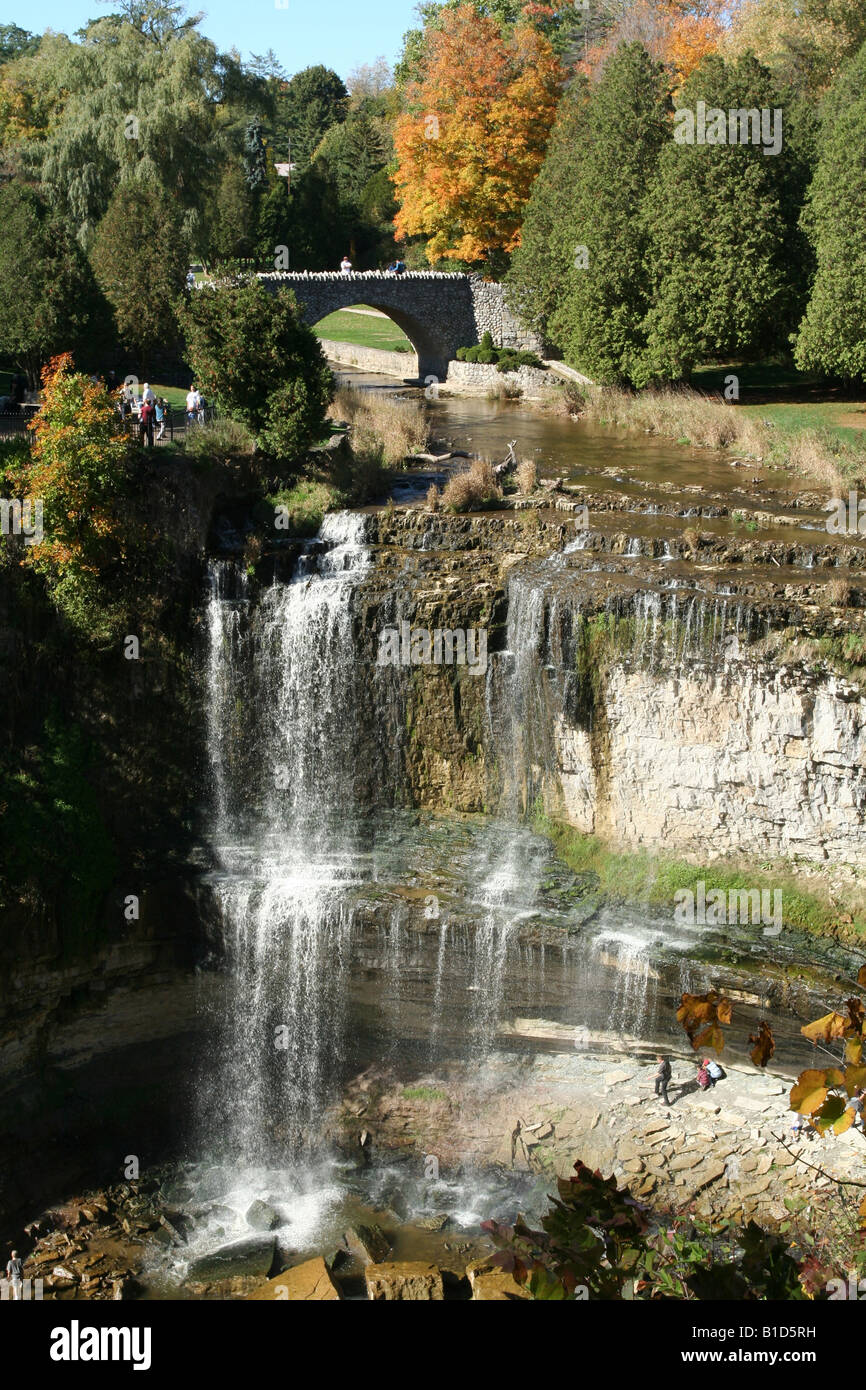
left=257, top=271, right=543, bottom=381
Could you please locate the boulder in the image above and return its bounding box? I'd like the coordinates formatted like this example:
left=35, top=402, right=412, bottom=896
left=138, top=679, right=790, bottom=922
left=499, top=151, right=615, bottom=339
left=467, top=1259, right=529, bottom=1301
left=415, top=1214, right=449, bottom=1232
left=344, top=1224, right=391, bottom=1264
left=247, top=1257, right=341, bottom=1301
left=365, top=1262, right=444, bottom=1301
left=246, top=1200, right=281, bottom=1232
left=187, top=1235, right=276, bottom=1283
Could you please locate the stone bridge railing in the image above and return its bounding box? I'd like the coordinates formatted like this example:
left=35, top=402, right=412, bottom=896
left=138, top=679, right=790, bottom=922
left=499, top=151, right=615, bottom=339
left=257, top=271, right=543, bottom=381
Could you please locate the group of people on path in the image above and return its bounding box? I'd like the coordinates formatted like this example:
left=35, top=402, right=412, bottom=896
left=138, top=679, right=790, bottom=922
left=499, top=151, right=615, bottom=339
left=118, top=382, right=171, bottom=447
left=654, top=1053, right=723, bottom=1107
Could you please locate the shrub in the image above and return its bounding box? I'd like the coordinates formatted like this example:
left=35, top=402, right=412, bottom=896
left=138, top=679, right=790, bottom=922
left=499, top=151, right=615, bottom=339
left=426, top=483, right=440, bottom=511
left=516, top=459, right=537, bottom=493
left=441, top=458, right=502, bottom=513
left=480, top=330, right=494, bottom=351
left=183, top=417, right=256, bottom=460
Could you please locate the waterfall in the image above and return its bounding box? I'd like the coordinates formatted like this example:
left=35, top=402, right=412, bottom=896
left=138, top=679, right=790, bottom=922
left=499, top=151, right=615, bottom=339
left=200, top=513, right=373, bottom=1160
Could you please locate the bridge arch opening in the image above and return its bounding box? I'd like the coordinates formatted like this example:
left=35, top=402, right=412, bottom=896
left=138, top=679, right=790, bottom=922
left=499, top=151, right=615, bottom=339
left=312, top=301, right=426, bottom=379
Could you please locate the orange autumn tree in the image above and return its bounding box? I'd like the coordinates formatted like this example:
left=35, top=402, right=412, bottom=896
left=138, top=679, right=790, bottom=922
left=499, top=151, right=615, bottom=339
left=7, top=355, right=132, bottom=602
left=579, top=1, right=729, bottom=88
left=393, top=4, right=563, bottom=268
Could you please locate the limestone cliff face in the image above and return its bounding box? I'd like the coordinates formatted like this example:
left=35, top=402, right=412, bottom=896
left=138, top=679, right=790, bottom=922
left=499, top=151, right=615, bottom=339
left=347, top=511, right=866, bottom=877
left=558, top=664, right=865, bottom=866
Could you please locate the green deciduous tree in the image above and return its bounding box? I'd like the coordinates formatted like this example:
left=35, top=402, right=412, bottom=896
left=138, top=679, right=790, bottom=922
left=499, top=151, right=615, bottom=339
left=640, top=52, right=808, bottom=384
left=794, top=40, right=866, bottom=381
left=0, top=23, right=39, bottom=65
left=178, top=278, right=333, bottom=460
left=275, top=65, right=348, bottom=169
left=23, top=1, right=263, bottom=248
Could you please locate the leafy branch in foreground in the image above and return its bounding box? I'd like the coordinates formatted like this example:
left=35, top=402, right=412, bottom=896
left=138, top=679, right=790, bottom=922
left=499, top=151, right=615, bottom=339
left=482, top=1159, right=806, bottom=1300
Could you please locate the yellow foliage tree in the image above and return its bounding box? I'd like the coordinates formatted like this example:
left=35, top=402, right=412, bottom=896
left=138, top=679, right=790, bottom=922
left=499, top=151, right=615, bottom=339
left=393, top=4, right=563, bottom=267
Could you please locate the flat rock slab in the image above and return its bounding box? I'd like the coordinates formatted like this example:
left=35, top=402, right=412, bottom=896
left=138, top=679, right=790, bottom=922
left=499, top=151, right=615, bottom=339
left=247, top=1257, right=341, bottom=1301
left=365, top=1262, right=444, bottom=1301
left=187, top=1236, right=276, bottom=1283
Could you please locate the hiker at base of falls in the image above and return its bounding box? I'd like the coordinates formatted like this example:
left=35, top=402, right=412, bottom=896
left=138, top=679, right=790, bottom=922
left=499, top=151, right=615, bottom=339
left=848, top=1087, right=865, bottom=1129
left=791, top=1112, right=816, bottom=1142
left=703, top=1057, right=724, bottom=1087
left=696, top=1060, right=712, bottom=1091
left=5, top=1250, right=23, bottom=1299
left=654, top=1055, right=672, bottom=1106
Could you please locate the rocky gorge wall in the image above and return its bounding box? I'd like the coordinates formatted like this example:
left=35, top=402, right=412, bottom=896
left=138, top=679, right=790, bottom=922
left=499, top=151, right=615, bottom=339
left=560, top=663, right=865, bottom=867
left=345, top=510, right=866, bottom=884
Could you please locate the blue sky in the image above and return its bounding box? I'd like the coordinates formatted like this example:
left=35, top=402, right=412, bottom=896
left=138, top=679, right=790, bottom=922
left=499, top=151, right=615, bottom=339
left=9, top=0, right=420, bottom=80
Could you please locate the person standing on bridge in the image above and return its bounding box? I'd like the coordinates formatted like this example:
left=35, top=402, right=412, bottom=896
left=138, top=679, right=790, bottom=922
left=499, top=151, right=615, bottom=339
left=340, top=254, right=352, bottom=275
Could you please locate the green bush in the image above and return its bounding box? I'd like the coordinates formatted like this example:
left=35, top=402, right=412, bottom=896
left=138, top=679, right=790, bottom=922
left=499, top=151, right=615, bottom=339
left=480, top=330, right=494, bottom=351
left=178, top=278, right=333, bottom=462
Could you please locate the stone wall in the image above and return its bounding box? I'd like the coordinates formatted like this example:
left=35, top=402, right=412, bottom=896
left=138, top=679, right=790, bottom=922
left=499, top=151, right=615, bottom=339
left=444, top=360, right=557, bottom=397
left=319, top=338, right=419, bottom=378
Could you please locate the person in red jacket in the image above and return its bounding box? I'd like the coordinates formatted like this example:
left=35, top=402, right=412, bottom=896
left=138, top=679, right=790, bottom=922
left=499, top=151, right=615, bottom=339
left=139, top=397, right=155, bottom=447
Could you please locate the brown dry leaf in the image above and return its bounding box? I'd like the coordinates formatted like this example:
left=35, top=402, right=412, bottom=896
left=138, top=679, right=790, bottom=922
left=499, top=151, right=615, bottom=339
left=748, top=1021, right=775, bottom=1068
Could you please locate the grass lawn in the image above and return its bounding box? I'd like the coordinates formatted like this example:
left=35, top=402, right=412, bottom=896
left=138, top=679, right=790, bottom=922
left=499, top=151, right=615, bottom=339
left=150, top=383, right=191, bottom=409
left=691, top=360, right=866, bottom=449
left=313, top=306, right=414, bottom=354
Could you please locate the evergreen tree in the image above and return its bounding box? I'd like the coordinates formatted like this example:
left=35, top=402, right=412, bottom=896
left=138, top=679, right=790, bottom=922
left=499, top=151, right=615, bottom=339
left=313, top=111, right=388, bottom=209
left=243, top=117, right=269, bottom=193
left=547, top=42, right=671, bottom=384
left=640, top=52, right=807, bottom=384
left=505, top=77, right=591, bottom=343
left=255, top=168, right=348, bottom=271
left=178, top=278, right=333, bottom=460
left=794, top=39, right=866, bottom=380
left=276, top=65, right=348, bottom=169
left=0, top=182, right=115, bottom=385
left=89, top=184, right=189, bottom=371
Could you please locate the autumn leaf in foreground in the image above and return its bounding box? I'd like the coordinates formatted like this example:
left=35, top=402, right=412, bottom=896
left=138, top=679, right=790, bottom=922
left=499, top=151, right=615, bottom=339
left=676, top=991, right=732, bottom=1051
left=800, top=1011, right=849, bottom=1045
left=789, top=1067, right=844, bottom=1116
left=748, top=1021, right=775, bottom=1068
